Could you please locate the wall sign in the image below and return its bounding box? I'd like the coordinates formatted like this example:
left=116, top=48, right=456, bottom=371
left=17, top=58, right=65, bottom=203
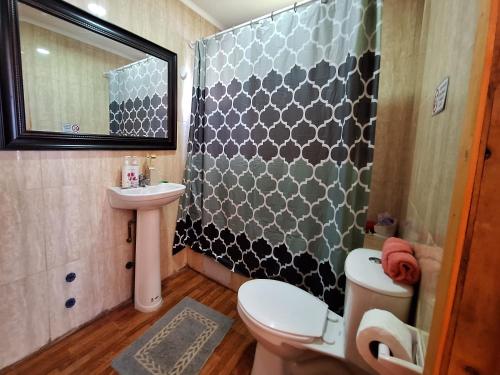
left=62, top=123, right=80, bottom=134
left=433, top=77, right=449, bottom=116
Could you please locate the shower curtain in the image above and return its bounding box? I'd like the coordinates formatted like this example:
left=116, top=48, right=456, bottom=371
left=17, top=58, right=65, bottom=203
left=108, top=57, right=169, bottom=138
left=174, top=0, right=382, bottom=313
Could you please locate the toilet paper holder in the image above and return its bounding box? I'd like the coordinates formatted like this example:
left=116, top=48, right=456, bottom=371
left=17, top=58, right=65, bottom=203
left=376, top=324, right=427, bottom=375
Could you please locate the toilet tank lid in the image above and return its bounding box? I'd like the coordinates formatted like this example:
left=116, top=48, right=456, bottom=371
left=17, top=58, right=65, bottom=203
left=345, top=248, right=414, bottom=298
left=238, top=279, right=329, bottom=338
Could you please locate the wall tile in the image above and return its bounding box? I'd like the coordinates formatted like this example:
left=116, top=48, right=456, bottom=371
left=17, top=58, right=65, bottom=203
left=91, top=187, right=133, bottom=250
left=0, top=189, right=46, bottom=285
left=187, top=248, right=250, bottom=292
left=97, top=245, right=134, bottom=311
left=363, top=234, right=386, bottom=250
left=413, top=243, right=443, bottom=331
left=40, top=151, right=91, bottom=188
left=387, top=0, right=482, bottom=333
left=43, top=186, right=95, bottom=269
left=0, top=151, right=42, bottom=191
left=229, top=271, right=250, bottom=292
left=368, top=0, right=424, bottom=221
left=202, top=255, right=231, bottom=286
left=187, top=248, right=205, bottom=274
left=87, top=150, right=127, bottom=187
left=400, top=0, right=480, bottom=248
left=159, top=200, right=186, bottom=279
left=0, top=272, right=49, bottom=369
left=47, top=258, right=102, bottom=339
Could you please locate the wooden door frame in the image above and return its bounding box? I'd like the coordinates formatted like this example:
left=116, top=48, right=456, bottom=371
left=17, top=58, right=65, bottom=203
left=424, top=0, right=499, bottom=373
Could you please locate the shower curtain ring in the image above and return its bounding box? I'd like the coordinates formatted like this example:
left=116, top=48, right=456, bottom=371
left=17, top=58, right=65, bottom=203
left=271, top=11, right=274, bottom=21
left=294, top=2, right=297, bottom=12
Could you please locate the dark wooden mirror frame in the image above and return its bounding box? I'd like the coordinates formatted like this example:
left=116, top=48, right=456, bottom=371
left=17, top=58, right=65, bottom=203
left=0, top=0, right=177, bottom=150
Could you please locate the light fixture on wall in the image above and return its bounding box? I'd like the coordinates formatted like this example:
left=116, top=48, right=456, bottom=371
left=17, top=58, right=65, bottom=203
left=36, top=47, right=50, bottom=55
left=87, top=3, right=106, bottom=17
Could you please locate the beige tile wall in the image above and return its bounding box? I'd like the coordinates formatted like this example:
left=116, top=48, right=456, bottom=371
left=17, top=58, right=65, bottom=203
left=368, top=0, right=425, bottom=222
left=366, top=0, right=483, bottom=335
left=398, top=0, right=482, bottom=331
left=400, top=0, right=481, bottom=248
left=20, top=22, right=130, bottom=135
left=187, top=248, right=250, bottom=292
left=0, top=0, right=217, bottom=369
left=0, top=273, right=49, bottom=366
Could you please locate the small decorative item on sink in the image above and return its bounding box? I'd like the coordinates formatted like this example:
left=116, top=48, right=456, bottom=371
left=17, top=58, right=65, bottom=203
left=107, top=182, right=186, bottom=312
left=121, top=156, right=140, bottom=188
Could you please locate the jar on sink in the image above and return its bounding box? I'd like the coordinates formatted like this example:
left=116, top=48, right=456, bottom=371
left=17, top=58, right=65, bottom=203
left=121, top=156, right=140, bottom=188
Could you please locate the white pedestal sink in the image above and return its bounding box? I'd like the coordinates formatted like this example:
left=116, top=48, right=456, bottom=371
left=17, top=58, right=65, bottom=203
left=107, top=183, right=185, bottom=312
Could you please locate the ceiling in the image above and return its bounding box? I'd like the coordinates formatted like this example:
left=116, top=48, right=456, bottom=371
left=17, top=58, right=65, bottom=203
left=179, top=0, right=298, bottom=30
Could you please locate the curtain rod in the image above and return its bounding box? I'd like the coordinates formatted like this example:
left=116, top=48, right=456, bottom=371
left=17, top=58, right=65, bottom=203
left=189, top=0, right=329, bottom=48
left=103, top=56, right=153, bottom=77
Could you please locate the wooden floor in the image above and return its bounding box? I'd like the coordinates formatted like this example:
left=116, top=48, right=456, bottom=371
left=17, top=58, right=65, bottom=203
left=2, top=268, right=256, bottom=375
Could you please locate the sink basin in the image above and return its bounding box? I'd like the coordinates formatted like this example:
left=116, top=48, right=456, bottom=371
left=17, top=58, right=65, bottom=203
left=107, top=183, right=185, bottom=210
left=107, top=183, right=185, bottom=313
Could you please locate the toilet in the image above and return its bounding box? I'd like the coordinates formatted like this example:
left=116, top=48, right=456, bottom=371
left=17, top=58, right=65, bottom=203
left=237, top=248, right=414, bottom=375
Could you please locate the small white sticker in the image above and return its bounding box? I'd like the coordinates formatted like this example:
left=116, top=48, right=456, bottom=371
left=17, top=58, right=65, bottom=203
left=432, top=77, right=449, bottom=116
left=62, top=123, right=80, bottom=133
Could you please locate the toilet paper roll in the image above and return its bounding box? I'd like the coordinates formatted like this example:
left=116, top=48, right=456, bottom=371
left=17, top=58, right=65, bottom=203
left=356, top=309, right=413, bottom=374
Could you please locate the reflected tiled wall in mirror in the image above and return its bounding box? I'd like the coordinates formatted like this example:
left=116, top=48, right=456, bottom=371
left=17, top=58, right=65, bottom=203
left=18, top=2, right=171, bottom=139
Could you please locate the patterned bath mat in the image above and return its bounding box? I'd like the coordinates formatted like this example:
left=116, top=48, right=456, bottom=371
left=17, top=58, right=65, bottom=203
left=112, top=297, right=233, bottom=375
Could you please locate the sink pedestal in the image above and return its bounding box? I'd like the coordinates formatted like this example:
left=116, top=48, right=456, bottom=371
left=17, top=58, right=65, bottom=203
left=107, top=183, right=186, bottom=313
left=135, top=208, right=162, bottom=312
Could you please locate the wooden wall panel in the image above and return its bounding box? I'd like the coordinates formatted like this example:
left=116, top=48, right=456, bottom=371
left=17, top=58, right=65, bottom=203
left=424, top=0, right=498, bottom=373
left=445, top=81, right=500, bottom=375
left=429, top=3, right=500, bottom=373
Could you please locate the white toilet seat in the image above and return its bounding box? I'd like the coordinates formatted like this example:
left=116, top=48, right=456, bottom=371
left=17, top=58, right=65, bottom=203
left=238, top=279, right=329, bottom=338
left=238, top=301, right=317, bottom=343
left=236, top=279, right=362, bottom=375
left=237, top=279, right=346, bottom=360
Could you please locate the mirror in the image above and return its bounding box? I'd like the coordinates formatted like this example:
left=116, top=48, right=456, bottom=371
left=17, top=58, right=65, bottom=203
left=0, top=0, right=177, bottom=149
left=19, top=3, right=170, bottom=138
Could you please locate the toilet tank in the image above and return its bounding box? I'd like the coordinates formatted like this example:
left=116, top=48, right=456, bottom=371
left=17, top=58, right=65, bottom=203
left=342, top=248, right=414, bottom=370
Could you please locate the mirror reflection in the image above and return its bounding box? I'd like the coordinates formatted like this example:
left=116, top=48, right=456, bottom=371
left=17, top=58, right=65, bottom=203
left=18, top=3, right=169, bottom=138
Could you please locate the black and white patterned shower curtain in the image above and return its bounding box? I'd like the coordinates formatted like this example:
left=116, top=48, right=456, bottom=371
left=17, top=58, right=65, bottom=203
left=108, top=57, right=169, bottom=138
left=174, top=0, right=382, bottom=313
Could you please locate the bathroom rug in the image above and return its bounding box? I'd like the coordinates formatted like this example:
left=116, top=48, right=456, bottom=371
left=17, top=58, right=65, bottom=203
left=112, top=297, right=233, bottom=375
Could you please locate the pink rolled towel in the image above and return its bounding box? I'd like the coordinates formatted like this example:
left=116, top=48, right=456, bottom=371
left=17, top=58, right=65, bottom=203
left=381, top=237, right=421, bottom=285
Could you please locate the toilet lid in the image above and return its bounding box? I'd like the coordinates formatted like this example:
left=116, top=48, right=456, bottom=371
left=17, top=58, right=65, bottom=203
left=238, top=279, right=328, bottom=338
